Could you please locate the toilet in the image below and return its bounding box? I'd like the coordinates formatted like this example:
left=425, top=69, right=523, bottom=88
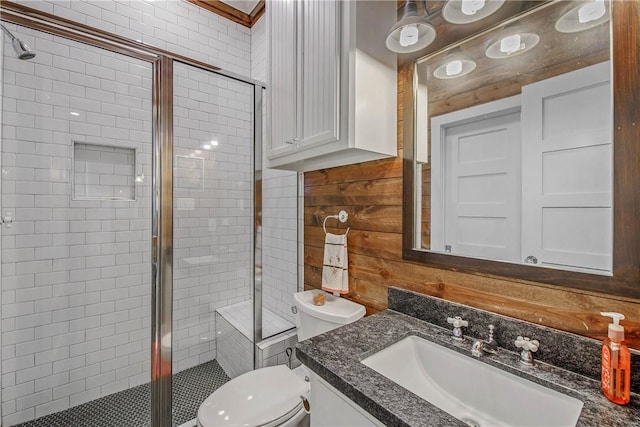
left=197, top=290, right=365, bottom=427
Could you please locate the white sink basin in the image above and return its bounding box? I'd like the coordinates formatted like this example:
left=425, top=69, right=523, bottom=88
left=361, top=335, right=583, bottom=427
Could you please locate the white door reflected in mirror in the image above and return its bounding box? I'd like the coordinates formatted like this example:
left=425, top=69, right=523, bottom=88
left=429, top=62, right=611, bottom=275
left=412, top=1, right=612, bottom=276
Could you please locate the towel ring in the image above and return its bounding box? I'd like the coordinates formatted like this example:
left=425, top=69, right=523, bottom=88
left=323, top=210, right=349, bottom=235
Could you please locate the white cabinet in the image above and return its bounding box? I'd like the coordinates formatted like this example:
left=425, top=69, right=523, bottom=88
left=269, top=0, right=300, bottom=158
left=310, top=372, right=385, bottom=427
left=267, top=0, right=397, bottom=172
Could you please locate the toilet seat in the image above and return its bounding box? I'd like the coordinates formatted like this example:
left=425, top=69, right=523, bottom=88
left=197, top=365, right=309, bottom=427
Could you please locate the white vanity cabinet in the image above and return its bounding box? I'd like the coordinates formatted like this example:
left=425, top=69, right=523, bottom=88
left=267, top=0, right=397, bottom=172
left=310, top=372, right=385, bottom=427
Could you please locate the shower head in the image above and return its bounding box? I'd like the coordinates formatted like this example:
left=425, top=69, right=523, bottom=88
left=1, top=24, right=36, bottom=60
left=11, top=37, right=36, bottom=60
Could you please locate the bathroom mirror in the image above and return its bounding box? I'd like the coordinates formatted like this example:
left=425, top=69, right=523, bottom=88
left=403, top=0, right=640, bottom=298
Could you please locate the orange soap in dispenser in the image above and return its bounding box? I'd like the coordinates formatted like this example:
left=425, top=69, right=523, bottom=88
left=600, top=312, right=630, bottom=404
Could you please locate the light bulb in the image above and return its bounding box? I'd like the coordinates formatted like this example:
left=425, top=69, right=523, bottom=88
left=578, top=0, right=605, bottom=24
left=461, top=0, right=485, bottom=16
left=500, top=34, right=522, bottom=55
left=445, top=60, right=463, bottom=76
left=399, top=25, right=419, bottom=47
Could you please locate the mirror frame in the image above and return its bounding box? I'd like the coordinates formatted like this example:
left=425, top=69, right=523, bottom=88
left=402, top=1, right=640, bottom=299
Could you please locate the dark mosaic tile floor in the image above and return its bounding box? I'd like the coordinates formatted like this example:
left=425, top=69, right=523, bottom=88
left=16, top=360, right=230, bottom=427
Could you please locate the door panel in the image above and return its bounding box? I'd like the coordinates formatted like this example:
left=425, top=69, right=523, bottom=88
left=521, top=62, right=612, bottom=272
left=299, top=0, right=341, bottom=147
left=268, top=0, right=298, bottom=156
left=444, top=112, right=521, bottom=261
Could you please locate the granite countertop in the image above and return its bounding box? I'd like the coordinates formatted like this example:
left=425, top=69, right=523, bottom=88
left=296, top=309, right=640, bottom=427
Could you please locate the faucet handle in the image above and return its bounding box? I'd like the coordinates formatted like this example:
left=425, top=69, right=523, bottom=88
left=515, top=336, right=539, bottom=366
left=447, top=316, right=469, bottom=328
left=515, top=336, right=539, bottom=352
left=446, top=316, right=468, bottom=341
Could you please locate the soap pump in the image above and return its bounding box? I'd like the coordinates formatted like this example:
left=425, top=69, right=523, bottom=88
left=600, top=312, right=630, bottom=405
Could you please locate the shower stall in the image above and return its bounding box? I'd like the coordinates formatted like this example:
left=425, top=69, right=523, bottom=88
left=0, top=3, right=298, bottom=426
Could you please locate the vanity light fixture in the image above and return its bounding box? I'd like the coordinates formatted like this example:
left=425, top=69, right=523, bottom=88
left=500, top=34, right=522, bottom=55
left=386, top=0, right=508, bottom=54
left=385, top=0, right=436, bottom=54
left=555, top=0, right=610, bottom=33
left=485, top=31, right=540, bottom=59
left=433, top=48, right=477, bottom=79
left=442, top=0, right=505, bottom=24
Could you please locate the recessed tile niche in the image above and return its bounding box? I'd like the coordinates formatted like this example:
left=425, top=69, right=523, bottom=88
left=73, top=142, right=137, bottom=200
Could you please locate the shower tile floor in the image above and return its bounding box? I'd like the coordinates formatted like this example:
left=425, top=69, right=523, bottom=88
left=16, top=360, right=230, bottom=427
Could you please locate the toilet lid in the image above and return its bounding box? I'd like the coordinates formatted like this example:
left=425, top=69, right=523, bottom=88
left=198, top=365, right=309, bottom=427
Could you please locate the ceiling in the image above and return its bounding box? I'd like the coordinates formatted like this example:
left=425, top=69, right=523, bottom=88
left=219, top=0, right=261, bottom=15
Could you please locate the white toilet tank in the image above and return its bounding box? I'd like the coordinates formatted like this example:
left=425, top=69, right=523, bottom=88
left=293, top=290, right=365, bottom=341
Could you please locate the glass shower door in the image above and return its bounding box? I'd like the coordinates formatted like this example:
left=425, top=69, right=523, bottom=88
left=171, top=62, right=255, bottom=423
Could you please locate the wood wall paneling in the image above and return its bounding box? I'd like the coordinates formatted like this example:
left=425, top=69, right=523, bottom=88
left=304, top=1, right=640, bottom=349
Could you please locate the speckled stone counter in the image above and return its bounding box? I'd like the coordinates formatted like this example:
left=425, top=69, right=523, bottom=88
left=296, top=289, right=640, bottom=427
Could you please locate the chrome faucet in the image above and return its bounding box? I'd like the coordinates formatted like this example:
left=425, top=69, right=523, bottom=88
left=514, top=336, right=539, bottom=366
left=471, top=324, right=498, bottom=357
left=446, top=316, right=468, bottom=341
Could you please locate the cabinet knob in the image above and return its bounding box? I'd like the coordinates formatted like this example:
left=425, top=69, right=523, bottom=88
left=285, top=137, right=301, bottom=145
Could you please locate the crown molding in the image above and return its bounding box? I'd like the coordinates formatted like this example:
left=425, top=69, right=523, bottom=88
left=188, top=0, right=265, bottom=28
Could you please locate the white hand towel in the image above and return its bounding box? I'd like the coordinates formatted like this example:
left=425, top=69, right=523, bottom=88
left=321, top=231, right=349, bottom=294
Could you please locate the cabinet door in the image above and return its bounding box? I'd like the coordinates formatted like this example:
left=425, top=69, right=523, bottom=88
left=310, top=373, right=385, bottom=427
left=298, top=0, right=341, bottom=148
left=268, top=0, right=298, bottom=157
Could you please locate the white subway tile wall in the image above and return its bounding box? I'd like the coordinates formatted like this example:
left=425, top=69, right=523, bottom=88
left=13, top=0, right=252, bottom=76
left=250, top=16, right=267, bottom=83
left=216, top=300, right=296, bottom=378
left=214, top=314, right=252, bottom=379
left=261, top=170, right=298, bottom=330
left=73, top=143, right=137, bottom=200
left=172, top=62, right=253, bottom=373
left=252, top=8, right=299, bottom=332
left=256, top=329, right=299, bottom=369
left=1, top=25, right=153, bottom=425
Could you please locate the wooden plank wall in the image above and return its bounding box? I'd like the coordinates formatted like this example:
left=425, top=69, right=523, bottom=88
left=304, top=65, right=640, bottom=350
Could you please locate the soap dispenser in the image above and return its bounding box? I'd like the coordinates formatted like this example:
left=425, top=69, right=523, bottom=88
left=600, top=312, right=630, bottom=405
